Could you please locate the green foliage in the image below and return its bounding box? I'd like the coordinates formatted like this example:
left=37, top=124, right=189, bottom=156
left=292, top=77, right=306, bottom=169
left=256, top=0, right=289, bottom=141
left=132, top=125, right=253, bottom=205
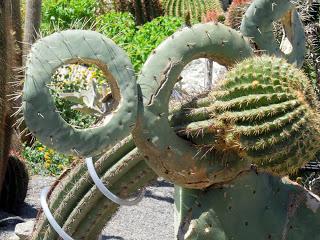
left=128, top=16, right=183, bottom=70
left=98, top=13, right=183, bottom=71
left=41, top=0, right=98, bottom=33
left=22, top=141, right=72, bottom=176
left=96, top=11, right=136, bottom=46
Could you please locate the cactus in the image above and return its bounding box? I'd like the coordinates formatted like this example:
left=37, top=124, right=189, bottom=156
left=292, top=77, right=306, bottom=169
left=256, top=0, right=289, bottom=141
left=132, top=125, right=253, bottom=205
left=22, top=30, right=138, bottom=157
left=0, top=0, right=29, bottom=213
left=162, top=0, right=224, bottom=23
left=23, top=1, right=320, bottom=239
left=175, top=171, right=320, bottom=239
left=31, top=136, right=157, bottom=240
left=225, top=0, right=251, bottom=30
left=133, top=22, right=253, bottom=189
left=240, top=0, right=306, bottom=67
left=193, top=56, right=320, bottom=175
left=112, top=0, right=163, bottom=25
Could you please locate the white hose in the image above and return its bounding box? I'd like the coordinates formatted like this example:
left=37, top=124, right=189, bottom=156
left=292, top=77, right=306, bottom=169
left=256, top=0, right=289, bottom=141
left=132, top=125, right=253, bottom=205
left=40, top=187, right=74, bottom=240
left=85, top=157, right=145, bottom=206
left=40, top=157, right=144, bottom=240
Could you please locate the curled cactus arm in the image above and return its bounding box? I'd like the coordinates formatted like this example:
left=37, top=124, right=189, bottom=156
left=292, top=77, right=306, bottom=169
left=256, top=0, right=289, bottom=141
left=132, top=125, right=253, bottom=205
left=240, top=0, right=305, bottom=67
left=22, top=30, right=137, bottom=157
left=133, top=22, right=253, bottom=189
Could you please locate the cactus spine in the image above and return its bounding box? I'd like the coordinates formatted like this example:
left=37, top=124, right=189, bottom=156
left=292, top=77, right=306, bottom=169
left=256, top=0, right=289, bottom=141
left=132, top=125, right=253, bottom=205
left=23, top=0, right=320, bottom=239
left=162, top=0, right=224, bottom=22
left=225, top=0, right=251, bottom=30
left=198, top=56, right=320, bottom=175
left=0, top=0, right=28, bottom=212
left=113, top=0, right=163, bottom=25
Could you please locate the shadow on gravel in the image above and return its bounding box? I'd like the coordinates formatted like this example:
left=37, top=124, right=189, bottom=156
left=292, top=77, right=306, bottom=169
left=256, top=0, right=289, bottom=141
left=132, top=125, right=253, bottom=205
left=144, top=190, right=174, bottom=204
left=19, top=203, right=38, bottom=218
left=151, top=180, right=173, bottom=188
left=101, top=236, right=125, bottom=240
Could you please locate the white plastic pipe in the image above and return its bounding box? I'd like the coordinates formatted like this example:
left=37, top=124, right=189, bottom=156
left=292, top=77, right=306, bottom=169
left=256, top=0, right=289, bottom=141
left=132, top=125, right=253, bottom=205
left=40, top=187, right=74, bottom=240
left=85, top=157, right=145, bottom=206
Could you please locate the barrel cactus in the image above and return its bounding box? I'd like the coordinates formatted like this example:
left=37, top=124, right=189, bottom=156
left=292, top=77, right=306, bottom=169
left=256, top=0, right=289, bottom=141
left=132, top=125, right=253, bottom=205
left=112, top=0, right=163, bottom=25
left=225, top=0, right=251, bottom=30
left=22, top=0, right=320, bottom=239
left=162, top=0, right=224, bottom=22
left=207, top=55, right=320, bottom=175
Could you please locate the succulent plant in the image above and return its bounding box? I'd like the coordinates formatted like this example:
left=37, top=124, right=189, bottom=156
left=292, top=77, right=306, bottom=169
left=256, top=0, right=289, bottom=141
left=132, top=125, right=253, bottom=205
left=225, top=0, right=251, bottom=30
left=112, top=0, right=163, bottom=25
left=162, top=0, right=224, bottom=23
left=201, top=56, right=320, bottom=175
left=0, top=0, right=28, bottom=213
left=240, top=0, right=306, bottom=67
left=176, top=172, right=320, bottom=239
left=22, top=1, right=320, bottom=239
left=0, top=154, right=29, bottom=214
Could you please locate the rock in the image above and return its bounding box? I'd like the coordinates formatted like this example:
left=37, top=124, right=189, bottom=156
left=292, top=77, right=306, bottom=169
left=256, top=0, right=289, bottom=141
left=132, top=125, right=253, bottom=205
left=9, top=234, right=21, bottom=240
left=15, top=220, right=34, bottom=240
left=174, top=58, right=227, bottom=99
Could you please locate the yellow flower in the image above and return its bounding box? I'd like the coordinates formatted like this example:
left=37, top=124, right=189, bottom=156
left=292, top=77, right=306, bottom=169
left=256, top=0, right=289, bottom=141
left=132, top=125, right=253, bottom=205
left=45, top=159, right=51, bottom=164
left=58, top=164, right=64, bottom=170
left=48, top=149, right=54, bottom=155
left=44, top=162, right=50, bottom=169
left=44, top=152, right=50, bottom=160
left=37, top=147, right=44, bottom=151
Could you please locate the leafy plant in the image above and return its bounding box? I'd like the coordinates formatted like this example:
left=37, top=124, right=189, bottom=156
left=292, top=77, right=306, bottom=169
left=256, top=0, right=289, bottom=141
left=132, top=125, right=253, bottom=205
left=41, top=0, right=98, bottom=34
left=22, top=141, right=72, bottom=176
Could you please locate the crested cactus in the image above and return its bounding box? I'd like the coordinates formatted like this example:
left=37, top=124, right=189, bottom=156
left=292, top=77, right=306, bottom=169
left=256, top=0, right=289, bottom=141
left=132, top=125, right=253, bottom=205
left=162, top=0, right=224, bottom=22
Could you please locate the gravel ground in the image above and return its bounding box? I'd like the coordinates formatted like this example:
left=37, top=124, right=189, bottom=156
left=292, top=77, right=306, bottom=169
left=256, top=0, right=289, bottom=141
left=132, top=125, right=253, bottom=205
left=102, top=179, right=174, bottom=240
left=0, top=176, right=175, bottom=240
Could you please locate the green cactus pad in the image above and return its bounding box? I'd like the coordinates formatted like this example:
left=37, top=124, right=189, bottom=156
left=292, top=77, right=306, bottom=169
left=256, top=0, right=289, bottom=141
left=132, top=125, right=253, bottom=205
left=133, top=22, right=253, bottom=189
left=23, top=30, right=137, bottom=157
left=208, top=55, right=320, bottom=175
left=240, top=0, right=306, bottom=67
left=176, top=171, right=320, bottom=239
